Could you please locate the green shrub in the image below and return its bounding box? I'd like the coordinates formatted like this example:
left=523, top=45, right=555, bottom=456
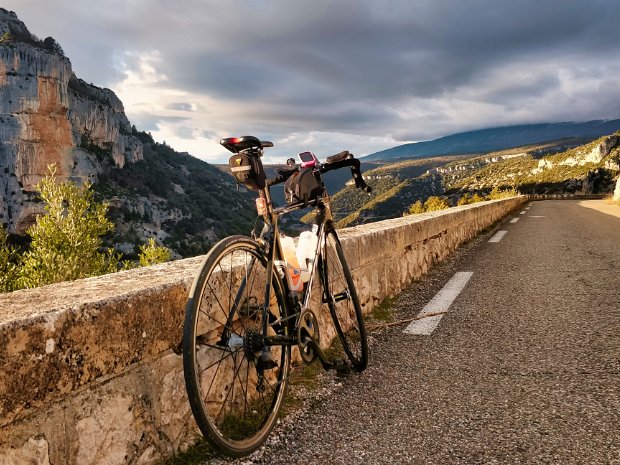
left=423, top=196, right=450, bottom=211
left=0, top=32, right=12, bottom=44
left=457, top=194, right=472, bottom=206
left=488, top=186, right=519, bottom=200
left=0, top=226, right=20, bottom=292
left=408, top=200, right=425, bottom=214
left=138, top=238, right=172, bottom=267
left=17, top=166, right=120, bottom=289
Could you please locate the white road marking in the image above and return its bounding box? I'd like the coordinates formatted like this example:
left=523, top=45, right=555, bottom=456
left=520, top=210, right=526, bottom=215
left=404, top=272, right=474, bottom=335
left=529, top=215, right=545, bottom=218
left=510, top=218, right=520, bottom=223
left=489, top=230, right=508, bottom=243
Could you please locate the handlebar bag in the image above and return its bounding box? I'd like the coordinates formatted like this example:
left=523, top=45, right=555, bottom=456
left=229, top=152, right=266, bottom=190
left=284, top=168, right=323, bottom=205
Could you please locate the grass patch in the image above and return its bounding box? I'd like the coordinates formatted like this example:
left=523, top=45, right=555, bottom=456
left=368, top=297, right=395, bottom=323
left=162, top=437, right=217, bottom=465
left=280, top=360, right=324, bottom=417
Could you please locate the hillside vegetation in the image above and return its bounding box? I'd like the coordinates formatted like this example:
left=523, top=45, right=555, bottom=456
left=333, top=134, right=620, bottom=227
left=96, top=132, right=256, bottom=257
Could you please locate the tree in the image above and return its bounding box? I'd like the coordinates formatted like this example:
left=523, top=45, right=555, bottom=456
left=17, top=166, right=119, bottom=288
left=424, top=196, right=450, bottom=211
left=138, top=238, right=172, bottom=267
left=408, top=200, right=425, bottom=214
left=42, top=36, right=64, bottom=56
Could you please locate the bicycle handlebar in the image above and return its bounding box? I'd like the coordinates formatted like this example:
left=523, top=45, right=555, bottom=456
left=319, top=152, right=372, bottom=193
left=266, top=151, right=372, bottom=194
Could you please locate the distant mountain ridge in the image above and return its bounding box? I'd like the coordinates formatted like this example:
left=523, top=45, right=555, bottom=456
left=363, top=120, right=620, bottom=161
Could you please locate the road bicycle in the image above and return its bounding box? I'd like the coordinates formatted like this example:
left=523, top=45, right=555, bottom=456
left=182, top=136, right=372, bottom=456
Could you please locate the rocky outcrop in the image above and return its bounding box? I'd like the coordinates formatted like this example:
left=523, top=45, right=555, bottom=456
left=0, top=9, right=143, bottom=233
left=530, top=135, right=620, bottom=178
left=614, top=176, right=620, bottom=201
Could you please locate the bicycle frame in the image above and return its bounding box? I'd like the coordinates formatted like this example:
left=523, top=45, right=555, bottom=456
left=251, top=181, right=334, bottom=349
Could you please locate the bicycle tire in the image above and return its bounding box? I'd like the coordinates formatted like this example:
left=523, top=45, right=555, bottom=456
left=183, top=235, right=290, bottom=457
left=319, top=228, right=368, bottom=371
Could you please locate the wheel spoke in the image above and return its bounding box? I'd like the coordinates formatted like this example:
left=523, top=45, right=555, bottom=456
left=199, top=347, right=239, bottom=375
left=204, top=282, right=243, bottom=337
left=215, top=351, right=246, bottom=423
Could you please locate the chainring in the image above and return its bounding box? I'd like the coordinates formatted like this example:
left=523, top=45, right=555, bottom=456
left=297, top=309, right=320, bottom=363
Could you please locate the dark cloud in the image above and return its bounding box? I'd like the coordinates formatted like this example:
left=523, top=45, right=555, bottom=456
left=4, top=0, right=620, bottom=157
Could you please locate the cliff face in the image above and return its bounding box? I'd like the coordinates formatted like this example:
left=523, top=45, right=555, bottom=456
left=0, top=8, right=143, bottom=233
left=0, top=9, right=257, bottom=257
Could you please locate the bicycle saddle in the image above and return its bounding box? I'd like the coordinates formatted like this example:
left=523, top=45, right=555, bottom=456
left=220, top=136, right=274, bottom=153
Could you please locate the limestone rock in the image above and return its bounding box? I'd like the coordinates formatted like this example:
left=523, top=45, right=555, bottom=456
left=0, top=8, right=143, bottom=233
left=538, top=159, right=554, bottom=169
left=586, top=135, right=619, bottom=163
left=75, top=394, right=140, bottom=465
left=0, top=437, right=50, bottom=465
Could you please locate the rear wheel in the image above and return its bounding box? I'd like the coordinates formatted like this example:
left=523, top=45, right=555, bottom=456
left=183, top=236, right=290, bottom=457
left=319, top=229, right=368, bottom=371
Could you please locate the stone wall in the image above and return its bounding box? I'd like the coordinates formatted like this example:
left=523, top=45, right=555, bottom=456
left=0, top=196, right=526, bottom=464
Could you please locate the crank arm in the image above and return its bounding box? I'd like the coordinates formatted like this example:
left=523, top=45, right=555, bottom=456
left=304, top=338, right=334, bottom=370
left=305, top=339, right=351, bottom=375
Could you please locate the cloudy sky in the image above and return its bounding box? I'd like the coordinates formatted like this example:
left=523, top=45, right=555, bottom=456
left=5, top=0, right=620, bottom=163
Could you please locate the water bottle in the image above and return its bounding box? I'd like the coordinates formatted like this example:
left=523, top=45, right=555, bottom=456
left=280, top=235, right=303, bottom=292
left=296, top=228, right=318, bottom=282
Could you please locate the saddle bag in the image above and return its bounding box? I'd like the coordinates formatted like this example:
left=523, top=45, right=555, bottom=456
left=284, top=168, right=323, bottom=206
left=228, top=152, right=266, bottom=190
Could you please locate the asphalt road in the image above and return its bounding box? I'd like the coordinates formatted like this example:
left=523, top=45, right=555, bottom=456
left=211, top=200, right=620, bottom=465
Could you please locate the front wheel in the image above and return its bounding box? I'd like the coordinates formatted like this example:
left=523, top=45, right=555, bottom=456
left=183, top=236, right=290, bottom=457
left=319, top=228, right=368, bottom=371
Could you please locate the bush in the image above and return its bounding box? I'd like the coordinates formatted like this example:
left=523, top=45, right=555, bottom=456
left=458, top=193, right=486, bottom=205
left=138, top=238, right=172, bottom=266
left=457, top=194, right=472, bottom=206
left=488, top=186, right=519, bottom=200
left=0, top=226, right=20, bottom=292
left=408, top=200, right=425, bottom=214
left=423, top=196, right=450, bottom=211
left=17, top=166, right=120, bottom=289
left=0, top=32, right=12, bottom=44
